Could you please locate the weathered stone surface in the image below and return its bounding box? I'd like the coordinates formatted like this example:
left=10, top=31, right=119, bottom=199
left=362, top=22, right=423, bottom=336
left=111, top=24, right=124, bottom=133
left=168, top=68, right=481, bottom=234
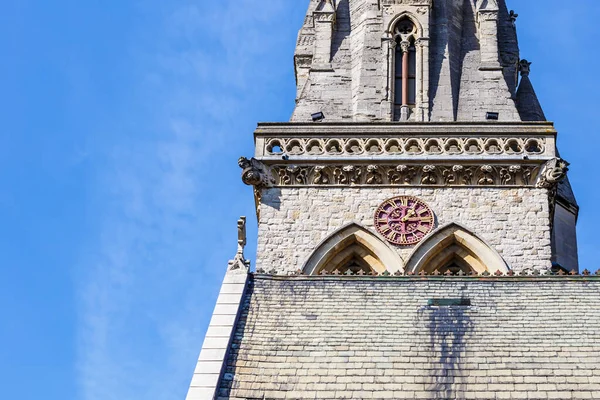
left=219, top=276, right=600, bottom=399
left=185, top=1, right=585, bottom=398
left=257, top=187, right=552, bottom=274
left=291, top=0, right=523, bottom=122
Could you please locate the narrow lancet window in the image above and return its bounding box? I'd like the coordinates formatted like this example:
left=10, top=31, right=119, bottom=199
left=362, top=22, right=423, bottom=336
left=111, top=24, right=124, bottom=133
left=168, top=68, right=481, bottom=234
left=393, top=19, right=417, bottom=121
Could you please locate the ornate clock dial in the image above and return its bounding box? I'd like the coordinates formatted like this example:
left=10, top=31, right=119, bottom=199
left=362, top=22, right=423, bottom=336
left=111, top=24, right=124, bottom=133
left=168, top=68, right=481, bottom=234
left=374, top=196, right=435, bottom=245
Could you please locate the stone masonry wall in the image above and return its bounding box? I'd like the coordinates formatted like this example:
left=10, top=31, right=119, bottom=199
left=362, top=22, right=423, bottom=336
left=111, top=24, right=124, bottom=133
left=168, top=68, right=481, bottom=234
left=291, top=0, right=522, bottom=122
left=256, top=187, right=552, bottom=274
left=219, top=277, right=600, bottom=400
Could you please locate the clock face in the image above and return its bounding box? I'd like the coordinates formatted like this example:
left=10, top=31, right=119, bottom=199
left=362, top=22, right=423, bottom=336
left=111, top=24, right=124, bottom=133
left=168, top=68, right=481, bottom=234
left=374, top=196, right=435, bottom=245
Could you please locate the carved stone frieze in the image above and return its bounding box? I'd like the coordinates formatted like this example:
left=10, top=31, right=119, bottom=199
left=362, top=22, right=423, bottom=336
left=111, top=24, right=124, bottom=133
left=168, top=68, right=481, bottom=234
left=381, top=0, right=432, bottom=6
left=264, top=137, right=547, bottom=157
left=270, top=164, right=540, bottom=187
left=314, top=12, right=335, bottom=23
left=239, top=157, right=275, bottom=188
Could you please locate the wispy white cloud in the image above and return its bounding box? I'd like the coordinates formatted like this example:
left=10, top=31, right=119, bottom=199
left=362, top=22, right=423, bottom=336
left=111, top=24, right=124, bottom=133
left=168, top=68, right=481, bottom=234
left=75, top=1, right=295, bottom=399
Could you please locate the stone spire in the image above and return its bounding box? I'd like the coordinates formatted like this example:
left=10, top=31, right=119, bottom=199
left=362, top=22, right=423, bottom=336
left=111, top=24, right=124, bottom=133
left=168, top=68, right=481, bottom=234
left=291, top=0, right=524, bottom=122
left=515, top=59, right=547, bottom=122
left=454, top=0, right=520, bottom=121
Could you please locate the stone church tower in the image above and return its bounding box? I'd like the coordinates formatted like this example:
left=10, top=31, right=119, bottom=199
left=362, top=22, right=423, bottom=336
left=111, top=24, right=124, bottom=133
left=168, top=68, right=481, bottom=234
left=186, top=1, right=599, bottom=399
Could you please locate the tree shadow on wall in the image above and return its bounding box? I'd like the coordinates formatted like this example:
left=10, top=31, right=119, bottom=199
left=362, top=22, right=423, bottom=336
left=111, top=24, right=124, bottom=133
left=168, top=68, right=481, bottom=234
left=418, top=304, right=474, bottom=399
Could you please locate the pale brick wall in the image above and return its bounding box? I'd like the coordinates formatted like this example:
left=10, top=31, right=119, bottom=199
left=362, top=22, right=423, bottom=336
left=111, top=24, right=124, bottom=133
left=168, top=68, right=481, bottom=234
left=218, top=276, right=600, bottom=400
left=257, top=187, right=552, bottom=274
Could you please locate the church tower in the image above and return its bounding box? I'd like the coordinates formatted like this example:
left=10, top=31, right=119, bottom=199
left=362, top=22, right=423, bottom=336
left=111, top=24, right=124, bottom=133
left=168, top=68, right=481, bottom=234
left=252, top=0, right=577, bottom=276
left=186, top=1, right=600, bottom=399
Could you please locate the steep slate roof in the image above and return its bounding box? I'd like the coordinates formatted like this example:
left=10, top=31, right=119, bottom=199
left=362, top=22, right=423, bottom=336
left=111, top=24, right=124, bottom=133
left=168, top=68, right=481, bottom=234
left=218, top=275, right=600, bottom=399
left=557, top=177, right=579, bottom=209
left=515, top=73, right=547, bottom=122
left=514, top=70, right=578, bottom=209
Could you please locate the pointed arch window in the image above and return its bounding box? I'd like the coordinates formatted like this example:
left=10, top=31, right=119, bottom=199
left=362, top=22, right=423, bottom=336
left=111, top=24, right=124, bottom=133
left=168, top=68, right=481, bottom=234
left=405, top=223, right=509, bottom=275
left=301, top=223, right=405, bottom=275
left=393, top=19, right=418, bottom=121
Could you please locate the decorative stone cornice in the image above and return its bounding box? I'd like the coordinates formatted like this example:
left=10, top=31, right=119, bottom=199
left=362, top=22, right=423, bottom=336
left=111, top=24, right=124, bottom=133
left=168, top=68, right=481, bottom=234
left=381, top=0, right=432, bottom=6
left=255, top=121, right=558, bottom=134
left=245, top=123, right=559, bottom=189
left=270, top=163, right=540, bottom=188
left=238, top=157, right=274, bottom=188
left=262, top=136, right=549, bottom=158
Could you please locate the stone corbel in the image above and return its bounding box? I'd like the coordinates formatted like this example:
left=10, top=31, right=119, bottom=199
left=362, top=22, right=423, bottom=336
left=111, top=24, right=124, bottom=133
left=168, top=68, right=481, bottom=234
left=477, top=0, right=502, bottom=71
left=535, top=158, right=569, bottom=189
left=311, top=0, right=336, bottom=71
left=227, top=217, right=250, bottom=272
left=238, top=157, right=274, bottom=188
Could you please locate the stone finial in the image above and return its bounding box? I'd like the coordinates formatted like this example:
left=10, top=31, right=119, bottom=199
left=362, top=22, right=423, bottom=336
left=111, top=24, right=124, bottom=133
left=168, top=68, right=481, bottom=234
left=519, top=59, right=532, bottom=77
left=236, top=217, right=247, bottom=256
left=228, top=217, right=250, bottom=271
left=536, top=158, right=570, bottom=189
left=238, top=157, right=274, bottom=188
left=516, top=59, right=546, bottom=121
left=509, top=10, right=519, bottom=27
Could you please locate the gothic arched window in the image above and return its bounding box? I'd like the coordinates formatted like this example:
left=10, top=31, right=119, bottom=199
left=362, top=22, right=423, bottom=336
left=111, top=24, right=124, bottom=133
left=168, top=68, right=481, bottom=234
left=393, top=18, right=418, bottom=121
left=301, top=223, right=405, bottom=275
left=404, top=223, right=509, bottom=275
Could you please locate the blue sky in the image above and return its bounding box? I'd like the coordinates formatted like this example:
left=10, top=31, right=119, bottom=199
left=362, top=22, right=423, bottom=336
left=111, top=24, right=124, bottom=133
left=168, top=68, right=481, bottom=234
left=1, top=1, right=599, bottom=399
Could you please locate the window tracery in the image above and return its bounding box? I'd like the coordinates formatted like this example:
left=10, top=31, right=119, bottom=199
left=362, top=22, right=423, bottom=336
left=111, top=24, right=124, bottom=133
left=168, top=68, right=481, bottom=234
left=385, top=14, right=429, bottom=122
left=301, top=223, right=405, bottom=275
left=393, top=18, right=418, bottom=121
left=405, top=223, right=509, bottom=275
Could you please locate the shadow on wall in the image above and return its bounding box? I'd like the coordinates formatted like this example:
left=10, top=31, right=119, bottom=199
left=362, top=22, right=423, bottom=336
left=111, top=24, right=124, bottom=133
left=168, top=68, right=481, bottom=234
left=418, top=304, right=474, bottom=399
left=331, top=0, right=350, bottom=59
left=261, top=188, right=282, bottom=212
